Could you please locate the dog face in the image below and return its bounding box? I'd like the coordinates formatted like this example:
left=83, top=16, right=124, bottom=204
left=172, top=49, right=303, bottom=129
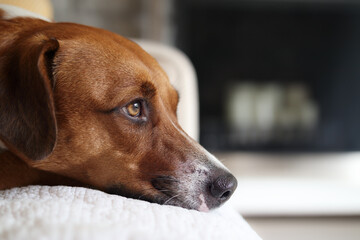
left=0, top=20, right=237, bottom=211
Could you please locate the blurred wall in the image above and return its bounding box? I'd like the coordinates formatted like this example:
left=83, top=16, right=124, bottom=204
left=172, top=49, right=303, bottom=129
left=51, top=0, right=174, bottom=44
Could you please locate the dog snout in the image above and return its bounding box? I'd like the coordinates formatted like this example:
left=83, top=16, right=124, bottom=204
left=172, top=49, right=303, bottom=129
left=209, top=173, right=237, bottom=204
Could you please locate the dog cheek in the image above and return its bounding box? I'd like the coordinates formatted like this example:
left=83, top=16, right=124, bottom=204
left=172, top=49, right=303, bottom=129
left=80, top=155, right=126, bottom=187
left=139, top=150, right=174, bottom=180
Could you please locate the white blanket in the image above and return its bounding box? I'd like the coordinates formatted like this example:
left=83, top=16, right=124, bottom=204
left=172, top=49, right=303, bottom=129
left=0, top=186, right=261, bottom=240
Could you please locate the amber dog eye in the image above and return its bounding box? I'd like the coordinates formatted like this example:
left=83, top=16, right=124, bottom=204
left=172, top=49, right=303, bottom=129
left=125, top=101, right=141, bottom=117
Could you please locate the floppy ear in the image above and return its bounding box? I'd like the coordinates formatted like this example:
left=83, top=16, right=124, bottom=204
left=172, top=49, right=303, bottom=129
left=0, top=37, right=59, bottom=161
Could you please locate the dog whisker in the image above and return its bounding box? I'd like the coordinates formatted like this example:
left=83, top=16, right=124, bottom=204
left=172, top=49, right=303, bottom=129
left=144, top=173, right=177, bottom=179
left=136, top=187, right=170, bottom=200
left=163, top=194, right=180, bottom=205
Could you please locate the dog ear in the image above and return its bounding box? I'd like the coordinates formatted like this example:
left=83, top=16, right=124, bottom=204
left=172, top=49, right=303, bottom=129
left=0, top=37, right=59, bottom=161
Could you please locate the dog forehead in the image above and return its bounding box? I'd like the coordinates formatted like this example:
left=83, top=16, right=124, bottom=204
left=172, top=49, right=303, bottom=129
left=54, top=35, right=174, bottom=105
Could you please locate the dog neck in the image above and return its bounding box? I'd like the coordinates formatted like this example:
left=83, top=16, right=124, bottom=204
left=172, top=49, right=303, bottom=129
left=0, top=151, right=40, bottom=189
left=0, top=151, right=88, bottom=190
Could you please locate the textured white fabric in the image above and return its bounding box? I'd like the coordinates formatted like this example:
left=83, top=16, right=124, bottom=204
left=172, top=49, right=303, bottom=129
left=0, top=186, right=261, bottom=240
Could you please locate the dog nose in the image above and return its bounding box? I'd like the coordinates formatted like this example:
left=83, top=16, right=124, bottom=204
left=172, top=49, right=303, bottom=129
left=210, top=174, right=238, bottom=202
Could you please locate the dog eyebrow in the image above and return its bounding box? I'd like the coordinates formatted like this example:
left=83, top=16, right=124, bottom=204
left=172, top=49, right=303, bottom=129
left=141, top=81, right=156, bottom=98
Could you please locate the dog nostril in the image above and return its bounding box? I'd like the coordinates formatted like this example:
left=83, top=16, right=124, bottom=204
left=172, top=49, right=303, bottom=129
left=210, top=174, right=238, bottom=202
left=220, top=190, right=231, bottom=200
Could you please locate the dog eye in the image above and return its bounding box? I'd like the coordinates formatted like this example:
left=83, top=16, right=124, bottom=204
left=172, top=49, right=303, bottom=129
left=125, top=101, right=142, bottom=117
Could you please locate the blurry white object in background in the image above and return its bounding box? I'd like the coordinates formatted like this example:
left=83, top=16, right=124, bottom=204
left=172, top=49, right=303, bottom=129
left=136, top=40, right=199, bottom=141
left=0, top=0, right=53, bottom=19
left=226, top=82, right=256, bottom=132
left=299, top=100, right=319, bottom=131
left=51, top=0, right=175, bottom=45
left=279, top=83, right=319, bottom=132
left=0, top=3, right=50, bottom=21
left=277, top=83, right=303, bottom=131
left=254, top=83, right=283, bottom=139
left=220, top=152, right=360, bottom=216
left=225, top=81, right=319, bottom=144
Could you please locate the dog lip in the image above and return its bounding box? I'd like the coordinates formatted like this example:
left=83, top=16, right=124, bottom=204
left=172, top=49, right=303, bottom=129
left=151, top=175, right=179, bottom=193
left=198, top=194, right=210, bottom=212
left=105, top=182, right=193, bottom=210
left=150, top=176, right=199, bottom=210
left=111, top=173, right=236, bottom=212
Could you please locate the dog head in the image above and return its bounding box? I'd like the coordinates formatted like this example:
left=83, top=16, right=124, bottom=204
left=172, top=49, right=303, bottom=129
left=0, top=20, right=237, bottom=211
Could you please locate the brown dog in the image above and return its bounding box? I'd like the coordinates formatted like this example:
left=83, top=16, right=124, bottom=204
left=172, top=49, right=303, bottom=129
left=0, top=7, right=237, bottom=211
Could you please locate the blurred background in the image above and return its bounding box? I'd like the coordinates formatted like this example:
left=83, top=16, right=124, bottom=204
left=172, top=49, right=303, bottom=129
left=3, top=0, right=360, bottom=239
left=48, top=0, right=360, bottom=153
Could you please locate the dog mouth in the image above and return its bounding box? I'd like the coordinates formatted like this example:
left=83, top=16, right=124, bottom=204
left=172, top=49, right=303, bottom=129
left=104, top=179, right=191, bottom=210
left=105, top=172, right=237, bottom=212
left=149, top=173, right=237, bottom=212
left=150, top=176, right=192, bottom=209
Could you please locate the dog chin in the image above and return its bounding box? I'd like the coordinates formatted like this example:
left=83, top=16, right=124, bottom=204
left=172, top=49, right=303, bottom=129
left=105, top=185, right=211, bottom=212
left=148, top=193, right=211, bottom=212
